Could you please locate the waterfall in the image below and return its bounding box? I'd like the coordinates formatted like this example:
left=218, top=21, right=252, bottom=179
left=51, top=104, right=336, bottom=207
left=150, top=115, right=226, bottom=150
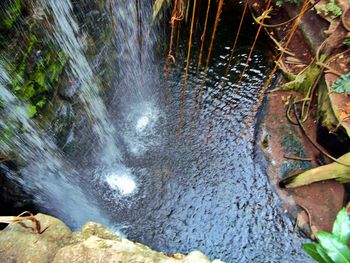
left=107, top=0, right=164, bottom=157
left=34, top=0, right=161, bottom=193
left=37, top=0, right=121, bottom=168
left=110, top=0, right=159, bottom=101
left=0, top=0, right=159, bottom=227
left=0, top=63, right=110, bottom=228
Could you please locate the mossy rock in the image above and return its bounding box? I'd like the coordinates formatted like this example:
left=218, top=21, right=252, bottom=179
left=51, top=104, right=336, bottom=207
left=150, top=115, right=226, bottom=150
left=318, top=77, right=338, bottom=130
left=0, top=0, right=21, bottom=31
left=280, top=60, right=323, bottom=96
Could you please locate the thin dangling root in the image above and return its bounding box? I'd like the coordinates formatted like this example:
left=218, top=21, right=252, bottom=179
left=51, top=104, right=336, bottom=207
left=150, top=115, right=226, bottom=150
left=178, top=0, right=198, bottom=140
left=186, top=0, right=224, bottom=144
left=239, top=0, right=312, bottom=141
left=0, top=211, right=44, bottom=234
left=164, top=0, right=183, bottom=104
left=185, top=0, right=211, bottom=144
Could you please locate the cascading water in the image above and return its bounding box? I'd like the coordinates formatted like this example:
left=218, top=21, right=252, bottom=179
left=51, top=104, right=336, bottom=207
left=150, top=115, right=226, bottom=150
left=37, top=0, right=121, bottom=167
left=32, top=0, right=141, bottom=201
left=0, top=0, right=313, bottom=262
left=0, top=63, right=109, bottom=228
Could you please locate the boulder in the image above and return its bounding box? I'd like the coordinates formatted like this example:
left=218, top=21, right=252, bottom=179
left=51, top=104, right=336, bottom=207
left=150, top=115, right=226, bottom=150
left=0, top=213, right=72, bottom=263
left=0, top=214, right=224, bottom=263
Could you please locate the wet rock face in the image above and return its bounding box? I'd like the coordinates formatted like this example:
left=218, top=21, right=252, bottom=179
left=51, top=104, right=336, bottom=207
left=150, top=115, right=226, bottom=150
left=0, top=213, right=224, bottom=263
left=0, top=168, right=36, bottom=221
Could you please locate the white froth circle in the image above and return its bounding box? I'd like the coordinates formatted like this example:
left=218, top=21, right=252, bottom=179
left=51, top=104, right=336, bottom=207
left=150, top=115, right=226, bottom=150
left=106, top=173, right=137, bottom=195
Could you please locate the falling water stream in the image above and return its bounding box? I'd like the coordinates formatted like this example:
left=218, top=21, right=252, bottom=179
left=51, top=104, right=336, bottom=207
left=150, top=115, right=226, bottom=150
left=0, top=0, right=312, bottom=262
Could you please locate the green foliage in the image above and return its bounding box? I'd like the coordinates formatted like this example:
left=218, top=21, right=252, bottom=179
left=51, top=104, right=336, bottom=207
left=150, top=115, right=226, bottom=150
left=304, top=243, right=332, bottom=263
left=275, top=0, right=303, bottom=7
left=7, top=34, right=68, bottom=118
left=320, top=0, right=342, bottom=19
left=26, top=104, right=37, bottom=118
left=344, top=39, right=350, bottom=47
left=332, top=208, right=350, bottom=244
left=279, top=58, right=324, bottom=95
left=332, top=72, right=350, bottom=93
left=1, top=123, right=15, bottom=145
left=152, top=0, right=171, bottom=20
left=304, top=208, right=350, bottom=263
left=0, top=0, right=21, bottom=31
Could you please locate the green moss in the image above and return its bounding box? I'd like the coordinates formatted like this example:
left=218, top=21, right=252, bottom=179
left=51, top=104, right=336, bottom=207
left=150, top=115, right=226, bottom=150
left=319, top=0, right=342, bottom=19
left=280, top=58, right=324, bottom=95
left=318, top=78, right=338, bottom=130
left=344, top=39, right=350, bottom=47
left=275, top=0, right=303, bottom=7
left=7, top=34, right=68, bottom=118
left=0, top=0, right=22, bottom=31
left=279, top=125, right=313, bottom=178
left=1, top=121, right=15, bottom=145
left=261, top=135, right=269, bottom=148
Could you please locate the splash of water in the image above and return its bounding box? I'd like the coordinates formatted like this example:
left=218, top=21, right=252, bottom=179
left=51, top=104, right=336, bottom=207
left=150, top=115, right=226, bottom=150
left=0, top=63, right=110, bottom=228
left=37, top=0, right=121, bottom=168
left=110, top=0, right=159, bottom=101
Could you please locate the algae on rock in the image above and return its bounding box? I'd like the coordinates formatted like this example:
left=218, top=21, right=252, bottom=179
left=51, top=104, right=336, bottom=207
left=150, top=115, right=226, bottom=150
left=278, top=59, right=324, bottom=96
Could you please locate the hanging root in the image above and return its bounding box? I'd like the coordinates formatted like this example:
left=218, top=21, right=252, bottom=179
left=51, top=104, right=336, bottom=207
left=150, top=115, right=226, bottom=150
left=217, top=0, right=273, bottom=134
left=239, top=0, right=312, bottom=140
left=164, top=0, right=183, bottom=104
left=0, top=211, right=43, bottom=234
left=178, top=0, right=198, bottom=140
left=249, top=0, right=321, bottom=28
left=185, top=0, right=211, bottom=144
left=201, top=1, right=250, bottom=145
left=109, top=0, right=116, bottom=34
left=289, top=97, right=350, bottom=166
left=135, top=0, right=142, bottom=64
left=194, top=0, right=224, bottom=119
left=234, top=0, right=272, bottom=97
left=224, top=1, right=249, bottom=79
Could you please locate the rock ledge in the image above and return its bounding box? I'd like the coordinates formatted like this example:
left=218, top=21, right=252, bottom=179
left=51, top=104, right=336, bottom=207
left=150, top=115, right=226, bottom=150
left=0, top=214, right=224, bottom=263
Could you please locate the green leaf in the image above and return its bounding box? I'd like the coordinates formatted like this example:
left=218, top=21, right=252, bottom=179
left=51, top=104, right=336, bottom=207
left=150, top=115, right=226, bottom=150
left=304, top=243, right=333, bottom=263
left=333, top=208, right=350, bottom=244
left=152, top=0, right=170, bottom=20
left=344, top=39, right=350, bottom=47
left=13, top=85, right=21, bottom=91
left=21, top=82, right=35, bottom=99
left=36, top=99, right=46, bottom=108
left=153, top=0, right=165, bottom=20
left=316, top=244, right=335, bottom=263
left=34, top=71, right=46, bottom=87
left=26, top=104, right=37, bottom=118
left=317, top=231, right=350, bottom=263
left=332, top=72, right=350, bottom=93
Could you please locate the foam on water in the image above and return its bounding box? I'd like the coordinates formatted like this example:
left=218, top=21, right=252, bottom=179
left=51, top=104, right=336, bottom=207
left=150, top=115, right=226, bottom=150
left=0, top=63, right=110, bottom=228
left=105, top=172, right=137, bottom=196
left=136, top=116, right=150, bottom=132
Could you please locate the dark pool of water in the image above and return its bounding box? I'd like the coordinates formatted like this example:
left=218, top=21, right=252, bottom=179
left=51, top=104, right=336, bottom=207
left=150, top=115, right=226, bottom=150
left=0, top=1, right=312, bottom=261
left=90, top=25, right=312, bottom=262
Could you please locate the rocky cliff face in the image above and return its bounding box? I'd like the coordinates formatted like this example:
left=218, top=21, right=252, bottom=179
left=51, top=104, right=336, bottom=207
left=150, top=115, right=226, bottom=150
left=0, top=214, right=224, bottom=263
